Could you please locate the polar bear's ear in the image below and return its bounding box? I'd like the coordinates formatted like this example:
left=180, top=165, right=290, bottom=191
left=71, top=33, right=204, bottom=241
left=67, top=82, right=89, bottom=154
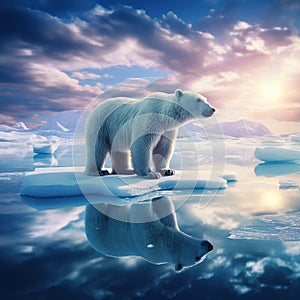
left=175, top=89, right=184, bottom=101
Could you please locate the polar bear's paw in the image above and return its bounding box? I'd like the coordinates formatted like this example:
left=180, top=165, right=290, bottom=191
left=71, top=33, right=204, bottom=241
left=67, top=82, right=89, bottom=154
left=142, top=171, right=162, bottom=179
left=84, top=169, right=110, bottom=176
left=98, top=169, right=110, bottom=176
left=159, top=169, right=175, bottom=176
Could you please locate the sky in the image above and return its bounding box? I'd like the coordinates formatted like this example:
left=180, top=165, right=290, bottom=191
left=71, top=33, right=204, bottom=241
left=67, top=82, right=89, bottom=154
left=0, top=0, right=300, bottom=133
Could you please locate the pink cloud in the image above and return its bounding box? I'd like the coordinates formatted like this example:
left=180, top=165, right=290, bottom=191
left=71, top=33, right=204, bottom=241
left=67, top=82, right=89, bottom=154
left=71, top=72, right=101, bottom=80
left=0, top=4, right=299, bottom=127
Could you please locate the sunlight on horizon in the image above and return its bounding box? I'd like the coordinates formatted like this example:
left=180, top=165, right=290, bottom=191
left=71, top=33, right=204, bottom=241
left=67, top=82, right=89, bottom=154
left=260, top=82, right=283, bottom=105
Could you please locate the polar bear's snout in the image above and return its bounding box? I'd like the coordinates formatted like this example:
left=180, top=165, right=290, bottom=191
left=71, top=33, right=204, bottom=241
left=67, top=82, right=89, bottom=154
left=202, top=107, right=216, bottom=117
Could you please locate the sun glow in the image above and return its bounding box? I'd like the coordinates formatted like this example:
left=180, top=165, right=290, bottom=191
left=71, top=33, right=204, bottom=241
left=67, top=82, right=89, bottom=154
left=261, top=191, right=283, bottom=210
left=260, top=83, right=282, bottom=104
left=265, top=87, right=280, bottom=99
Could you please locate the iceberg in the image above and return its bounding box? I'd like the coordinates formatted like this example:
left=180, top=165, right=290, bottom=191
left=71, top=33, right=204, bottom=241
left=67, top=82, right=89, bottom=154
left=21, top=167, right=228, bottom=198
left=32, top=136, right=59, bottom=155
left=254, top=147, right=300, bottom=162
left=33, top=144, right=59, bottom=155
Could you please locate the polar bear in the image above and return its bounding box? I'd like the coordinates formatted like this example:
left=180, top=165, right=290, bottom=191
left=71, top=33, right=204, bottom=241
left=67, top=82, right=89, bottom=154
left=85, top=89, right=215, bottom=179
left=85, top=196, right=213, bottom=271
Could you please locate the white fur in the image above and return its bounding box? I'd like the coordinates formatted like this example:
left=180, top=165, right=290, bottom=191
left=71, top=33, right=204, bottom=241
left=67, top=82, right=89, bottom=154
left=85, top=196, right=213, bottom=271
left=84, top=89, right=215, bottom=178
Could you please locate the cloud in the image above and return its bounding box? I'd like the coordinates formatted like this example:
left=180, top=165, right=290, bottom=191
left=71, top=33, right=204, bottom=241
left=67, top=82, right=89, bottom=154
left=252, top=107, right=300, bottom=122
left=0, top=3, right=299, bottom=126
left=71, top=72, right=101, bottom=80
left=0, top=4, right=212, bottom=123
left=194, top=2, right=237, bottom=36
left=280, top=0, right=300, bottom=10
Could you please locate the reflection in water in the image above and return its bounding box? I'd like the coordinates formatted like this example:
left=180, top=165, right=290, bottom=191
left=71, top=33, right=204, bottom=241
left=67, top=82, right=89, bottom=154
left=261, top=191, right=283, bottom=210
left=33, top=153, right=58, bottom=167
left=85, top=196, right=213, bottom=271
left=229, top=210, right=300, bottom=241
left=254, top=162, right=300, bottom=177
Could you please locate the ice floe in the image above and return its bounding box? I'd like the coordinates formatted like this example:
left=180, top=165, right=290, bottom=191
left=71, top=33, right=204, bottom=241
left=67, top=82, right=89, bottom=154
left=21, top=167, right=229, bottom=198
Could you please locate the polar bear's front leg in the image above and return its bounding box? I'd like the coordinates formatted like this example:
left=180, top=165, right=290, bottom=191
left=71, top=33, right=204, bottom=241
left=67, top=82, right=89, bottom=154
left=85, top=129, right=110, bottom=176
left=153, top=130, right=177, bottom=176
left=111, top=151, right=135, bottom=175
left=131, top=134, right=161, bottom=179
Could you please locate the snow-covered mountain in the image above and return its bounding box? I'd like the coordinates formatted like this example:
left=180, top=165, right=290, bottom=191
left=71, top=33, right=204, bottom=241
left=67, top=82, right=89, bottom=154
left=179, top=119, right=271, bottom=138
left=37, top=110, right=271, bottom=137
left=37, top=110, right=86, bottom=132
left=12, top=122, right=29, bottom=130
left=0, top=122, right=29, bottom=132
left=1, top=109, right=272, bottom=138
left=218, top=119, right=271, bottom=137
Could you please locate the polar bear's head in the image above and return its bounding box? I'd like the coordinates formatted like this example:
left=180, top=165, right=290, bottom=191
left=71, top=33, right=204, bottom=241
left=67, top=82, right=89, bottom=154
left=172, top=237, right=213, bottom=271
left=175, top=89, right=215, bottom=119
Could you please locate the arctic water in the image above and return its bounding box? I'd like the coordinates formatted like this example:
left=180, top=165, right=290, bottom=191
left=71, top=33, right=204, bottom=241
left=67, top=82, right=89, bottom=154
left=1, top=129, right=300, bottom=299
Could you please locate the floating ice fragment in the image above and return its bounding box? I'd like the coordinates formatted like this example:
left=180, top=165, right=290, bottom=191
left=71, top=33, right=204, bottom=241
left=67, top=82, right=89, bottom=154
left=32, top=136, right=59, bottom=155
left=222, top=172, right=238, bottom=182
left=279, top=179, right=299, bottom=190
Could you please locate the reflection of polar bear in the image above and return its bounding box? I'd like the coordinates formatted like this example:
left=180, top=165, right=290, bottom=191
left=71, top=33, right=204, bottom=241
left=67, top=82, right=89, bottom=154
left=85, top=196, right=213, bottom=271
left=85, top=89, right=215, bottom=179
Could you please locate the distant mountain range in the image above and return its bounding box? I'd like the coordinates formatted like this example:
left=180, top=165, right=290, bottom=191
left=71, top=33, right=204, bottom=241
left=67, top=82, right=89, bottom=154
left=3, top=110, right=272, bottom=138
left=37, top=110, right=85, bottom=132
left=179, top=119, right=271, bottom=138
